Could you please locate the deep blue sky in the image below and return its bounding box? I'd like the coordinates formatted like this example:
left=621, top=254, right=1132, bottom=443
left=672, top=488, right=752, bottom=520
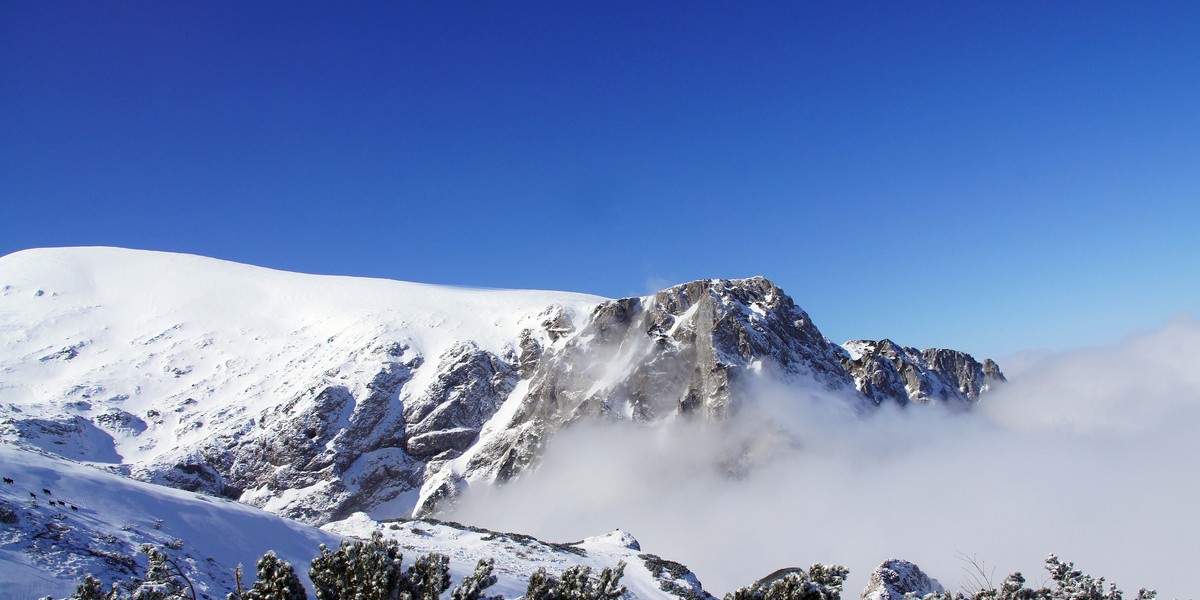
left=3, top=2, right=1198, bottom=358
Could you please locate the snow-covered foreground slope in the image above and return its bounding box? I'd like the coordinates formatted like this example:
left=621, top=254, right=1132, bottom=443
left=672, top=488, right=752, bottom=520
left=0, top=443, right=341, bottom=599
left=324, top=516, right=708, bottom=600
left=0, top=443, right=711, bottom=600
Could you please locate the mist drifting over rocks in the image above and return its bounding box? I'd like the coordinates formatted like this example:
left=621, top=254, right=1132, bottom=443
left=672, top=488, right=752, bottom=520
left=450, top=314, right=1200, bottom=599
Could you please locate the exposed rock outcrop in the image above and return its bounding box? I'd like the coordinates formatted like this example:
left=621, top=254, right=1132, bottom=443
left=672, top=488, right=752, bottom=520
left=417, top=277, right=861, bottom=514
left=843, top=340, right=1004, bottom=405
left=404, top=342, right=516, bottom=460
left=860, top=559, right=944, bottom=600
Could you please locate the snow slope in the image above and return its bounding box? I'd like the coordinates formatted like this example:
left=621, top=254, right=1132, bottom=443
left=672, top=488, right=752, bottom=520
left=324, top=515, right=709, bottom=600
left=0, top=443, right=341, bottom=599
left=0, top=443, right=710, bottom=600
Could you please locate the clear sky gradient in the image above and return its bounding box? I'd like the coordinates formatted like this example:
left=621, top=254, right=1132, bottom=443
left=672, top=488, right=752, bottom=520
left=2, top=2, right=1197, bottom=358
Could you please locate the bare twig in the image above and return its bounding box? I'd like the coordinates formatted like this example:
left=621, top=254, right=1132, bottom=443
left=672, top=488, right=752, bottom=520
left=955, top=551, right=996, bottom=595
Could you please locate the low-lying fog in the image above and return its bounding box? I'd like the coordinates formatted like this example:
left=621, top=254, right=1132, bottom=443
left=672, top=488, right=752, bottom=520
left=451, top=314, right=1200, bottom=599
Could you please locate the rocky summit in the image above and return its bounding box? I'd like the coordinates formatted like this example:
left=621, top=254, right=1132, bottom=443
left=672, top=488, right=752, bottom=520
left=0, top=247, right=1004, bottom=526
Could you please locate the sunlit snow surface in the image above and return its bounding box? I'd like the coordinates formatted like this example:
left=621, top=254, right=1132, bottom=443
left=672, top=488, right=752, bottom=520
left=0, top=246, right=602, bottom=468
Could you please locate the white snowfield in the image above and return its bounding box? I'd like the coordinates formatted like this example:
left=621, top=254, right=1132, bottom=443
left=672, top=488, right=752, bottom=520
left=0, top=246, right=602, bottom=467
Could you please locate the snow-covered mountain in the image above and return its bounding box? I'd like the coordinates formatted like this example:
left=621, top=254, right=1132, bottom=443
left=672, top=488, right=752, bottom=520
left=0, top=247, right=1005, bottom=526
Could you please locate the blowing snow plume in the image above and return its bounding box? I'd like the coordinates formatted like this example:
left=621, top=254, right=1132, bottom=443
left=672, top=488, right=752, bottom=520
left=450, top=314, right=1200, bottom=599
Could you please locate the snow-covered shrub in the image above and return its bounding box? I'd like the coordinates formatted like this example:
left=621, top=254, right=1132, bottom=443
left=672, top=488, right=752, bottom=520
left=451, top=558, right=498, bottom=600
left=524, top=562, right=626, bottom=600
left=909, top=555, right=1156, bottom=600
left=240, top=551, right=306, bottom=600
left=1040, top=555, right=1155, bottom=600
left=69, top=544, right=197, bottom=600
left=308, top=530, right=451, bottom=600
left=406, top=552, right=451, bottom=600
left=724, top=564, right=849, bottom=600
left=131, top=544, right=197, bottom=600
left=69, top=574, right=119, bottom=600
left=309, top=531, right=406, bottom=600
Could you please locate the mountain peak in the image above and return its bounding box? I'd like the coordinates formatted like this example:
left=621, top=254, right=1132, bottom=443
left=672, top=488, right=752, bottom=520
left=0, top=248, right=1003, bottom=524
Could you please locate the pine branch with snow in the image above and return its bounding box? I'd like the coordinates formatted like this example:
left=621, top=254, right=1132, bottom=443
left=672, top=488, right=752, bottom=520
left=724, top=564, right=849, bottom=600
left=68, top=574, right=119, bottom=600
left=131, top=545, right=196, bottom=600
left=241, top=552, right=306, bottom=600
left=450, top=558, right=498, bottom=600
left=309, top=531, right=405, bottom=600
left=404, top=552, right=452, bottom=600
left=525, top=562, right=626, bottom=600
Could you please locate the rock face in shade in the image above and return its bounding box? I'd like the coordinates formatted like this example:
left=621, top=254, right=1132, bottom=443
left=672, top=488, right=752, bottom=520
left=0, top=247, right=1005, bottom=524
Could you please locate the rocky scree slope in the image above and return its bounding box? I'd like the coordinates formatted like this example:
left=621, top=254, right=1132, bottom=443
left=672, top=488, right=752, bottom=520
left=0, top=247, right=1005, bottom=525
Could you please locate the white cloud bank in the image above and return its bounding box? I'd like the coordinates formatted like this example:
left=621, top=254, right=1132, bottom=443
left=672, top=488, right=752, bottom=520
left=450, top=314, right=1200, bottom=599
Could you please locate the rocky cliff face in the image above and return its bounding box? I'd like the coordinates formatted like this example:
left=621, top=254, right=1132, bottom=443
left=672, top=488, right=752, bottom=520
left=843, top=340, right=1007, bottom=406
left=0, top=249, right=1005, bottom=526
left=451, top=277, right=854, bottom=472
left=409, top=277, right=1008, bottom=516
left=444, top=278, right=857, bottom=495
